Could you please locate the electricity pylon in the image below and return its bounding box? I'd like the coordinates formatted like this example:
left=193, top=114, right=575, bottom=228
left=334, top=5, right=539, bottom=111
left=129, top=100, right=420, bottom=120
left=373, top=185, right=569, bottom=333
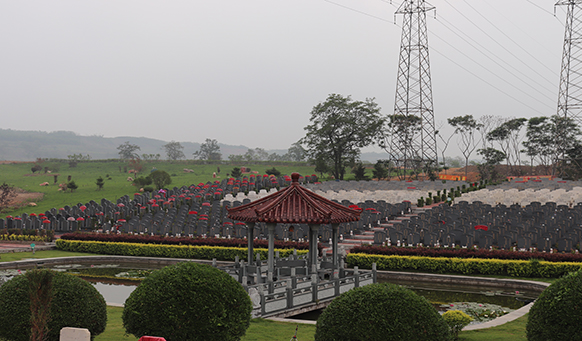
left=555, top=1, right=582, bottom=176
left=387, top=0, right=438, bottom=180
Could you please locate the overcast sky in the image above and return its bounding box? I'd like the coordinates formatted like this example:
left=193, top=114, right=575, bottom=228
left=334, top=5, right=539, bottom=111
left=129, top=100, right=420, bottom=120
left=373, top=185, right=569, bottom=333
left=0, top=1, right=568, bottom=157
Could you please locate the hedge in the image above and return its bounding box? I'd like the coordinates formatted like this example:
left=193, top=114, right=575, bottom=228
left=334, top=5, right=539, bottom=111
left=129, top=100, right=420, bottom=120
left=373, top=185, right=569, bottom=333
left=351, top=245, right=582, bottom=263
left=60, top=232, right=323, bottom=254
left=56, top=239, right=308, bottom=261
left=347, top=253, right=582, bottom=278
left=0, top=234, right=53, bottom=242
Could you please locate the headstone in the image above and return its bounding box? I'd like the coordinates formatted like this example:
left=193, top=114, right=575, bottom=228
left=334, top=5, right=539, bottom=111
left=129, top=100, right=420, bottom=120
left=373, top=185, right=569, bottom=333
left=60, top=327, right=90, bottom=341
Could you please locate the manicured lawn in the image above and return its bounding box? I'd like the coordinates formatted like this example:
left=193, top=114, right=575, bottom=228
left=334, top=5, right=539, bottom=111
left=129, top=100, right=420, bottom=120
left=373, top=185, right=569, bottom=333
left=0, top=250, right=99, bottom=262
left=0, top=161, right=318, bottom=219
left=460, top=314, right=528, bottom=340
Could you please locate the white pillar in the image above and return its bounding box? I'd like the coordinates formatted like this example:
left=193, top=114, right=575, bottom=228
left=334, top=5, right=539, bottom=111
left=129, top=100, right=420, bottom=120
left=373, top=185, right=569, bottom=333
left=267, top=223, right=276, bottom=278
left=247, top=222, right=255, bottom=264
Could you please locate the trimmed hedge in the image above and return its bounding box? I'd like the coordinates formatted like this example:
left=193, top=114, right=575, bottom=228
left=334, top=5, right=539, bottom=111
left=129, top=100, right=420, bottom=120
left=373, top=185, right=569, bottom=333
left=0, top=234, right=53, bottom=242
left=526, top=270, right=582, bottom=340
left=123, top=262, right=252, bottom=341
left=0, top=269, right=107, bottom=341
left=60, top=232, right=323, bottom=253
left=315, top=283, right=450, bottom=341
left=347, top=253, right=582, bottom=278
left=0, top=228, right=54, bottom=242
left=351, top=245, right=582, bottom=263
left=56, top=239, right=308, bottom=261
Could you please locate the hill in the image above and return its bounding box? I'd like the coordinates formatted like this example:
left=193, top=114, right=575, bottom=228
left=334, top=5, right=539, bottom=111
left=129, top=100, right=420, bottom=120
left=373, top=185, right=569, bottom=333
left=0, top=129, right=390, bottom=162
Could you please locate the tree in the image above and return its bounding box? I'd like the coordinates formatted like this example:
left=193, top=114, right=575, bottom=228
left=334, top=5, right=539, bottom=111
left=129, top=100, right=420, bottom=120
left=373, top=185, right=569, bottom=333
left=123, top=262, right=251, bottom=341
left=142, top=153, right=161, bottom=161
left=0, top=183, right=16, bottom=213
left=243, top=148, right=269, bottom=162
left=351, top=163, right=369, bottom=181
left=67, top=181, right=78, bottom=192
left=286, top=141, right=306, bottom=162
left=372, top=160, right=390, bottom=180
left=477, top=147, right=506, bottom=182
left=230, top=167, right=242, bottom=179
left=522, top=117, right=554, bottom=174
left=301, top=94, right=385, bottom=180
left=162, top=141, right=185, bottom=160
left=148, top=170, right=171, bottom=190
left=448, top=115, right=482, bottom=181
left=193, top=138, right=222, bottom=160
left=487, top=118, right=527, bottom=175
left=95, top=176, right=104, bottom=191
left=117, top=141, right=141, bottom=160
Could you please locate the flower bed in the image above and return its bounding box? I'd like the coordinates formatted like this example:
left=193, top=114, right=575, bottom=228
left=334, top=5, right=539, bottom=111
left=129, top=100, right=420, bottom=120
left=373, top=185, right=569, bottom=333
left=351, top=245, right=582, bottom=263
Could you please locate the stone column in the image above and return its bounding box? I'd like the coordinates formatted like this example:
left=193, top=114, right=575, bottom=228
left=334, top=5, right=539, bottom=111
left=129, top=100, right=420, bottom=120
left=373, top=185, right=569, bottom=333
left=267, top=223, right=276, bottom=281
left=332, top=223, right=339, bottom=278
left=247, top=222, right=255, bottom=264
left=310, top=224, right=320, bottom=274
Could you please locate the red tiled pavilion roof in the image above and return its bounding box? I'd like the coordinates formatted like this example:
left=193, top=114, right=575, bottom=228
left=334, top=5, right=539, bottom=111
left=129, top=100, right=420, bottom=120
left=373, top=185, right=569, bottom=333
left=227, top=173, right=362, bottom=224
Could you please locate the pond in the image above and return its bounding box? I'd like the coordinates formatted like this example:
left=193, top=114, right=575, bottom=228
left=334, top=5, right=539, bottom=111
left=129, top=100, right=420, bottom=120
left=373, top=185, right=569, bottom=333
left=0, top=261, right=541, bottom=324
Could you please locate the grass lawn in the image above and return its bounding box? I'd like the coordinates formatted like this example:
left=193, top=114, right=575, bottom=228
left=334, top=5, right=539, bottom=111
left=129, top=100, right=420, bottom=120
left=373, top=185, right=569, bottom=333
left=460, top=314, right=528, bottom=340
left=0, top=250, right=99, bottom=263
left=0, top=161, right=319, bottom=219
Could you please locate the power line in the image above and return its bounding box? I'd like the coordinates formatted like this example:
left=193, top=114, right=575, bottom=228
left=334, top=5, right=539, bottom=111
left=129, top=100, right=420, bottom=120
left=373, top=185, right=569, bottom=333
left=525, top=0, right=565, bottom=24
left=435, top=15, right=556, bottom=100
left=323, top=0, right=551, bottom=114
left=323, top=0, right=395, bottom=24
left=451, top=0, right=557, bottom=80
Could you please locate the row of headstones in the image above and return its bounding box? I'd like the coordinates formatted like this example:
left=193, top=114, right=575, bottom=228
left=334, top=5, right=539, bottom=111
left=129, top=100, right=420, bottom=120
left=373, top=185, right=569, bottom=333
left=304, top=179, right=468, bottom=192
left=373, top=200, right=582, bottom=252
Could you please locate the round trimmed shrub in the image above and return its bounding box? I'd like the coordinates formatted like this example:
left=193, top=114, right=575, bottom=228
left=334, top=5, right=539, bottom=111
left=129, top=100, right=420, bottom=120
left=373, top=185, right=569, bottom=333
left=526, top=270, right=582, bottom=340
left=315, top=283, right=450, bottom=341
left=0, top=269, right=107, bottom=341
left=122, top=262, right=252, bottom=341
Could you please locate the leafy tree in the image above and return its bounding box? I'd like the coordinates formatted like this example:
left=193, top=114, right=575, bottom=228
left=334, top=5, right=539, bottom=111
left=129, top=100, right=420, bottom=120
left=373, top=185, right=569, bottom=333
left=314, top=156, right=330, bottom=179
left=265, top=167, right=281, bottom=176
left=117, top=141, right=141, bottom=160
left=67, top=181, right=78, bottom=192
left=133, top=176, right=153, bottom=187
left=522, top=117, right=554, bottom=174
left=301, top=94, right=385, bottom=180
left=243, top=148, right=269, bottom=162
left=230, top=167, right=242, bottom=179
left=193, top=138, right=222, bottom=160
left=477, top=147, right=506, bottom=181
left=372, top=160, right=389, bottom=180
left=162, top=141, right=185, bottom=160
left=286, top=141, right=307, bottom=162
left=148, top=170, right=171, bottom=190
left=95, top=176, right=104, bottom=191
left=141, top=153, right=161, bottom=161
left=31, top=164, right=42, bottom=173
left=0, top=183, right=16, bottom=213
left=351, top=163, right=369, bottom=181
left=487, top=118, right=527, bottom=174
left=449, top=115, right=482, bottom=180
left=228, top=154, right=244, bottom=162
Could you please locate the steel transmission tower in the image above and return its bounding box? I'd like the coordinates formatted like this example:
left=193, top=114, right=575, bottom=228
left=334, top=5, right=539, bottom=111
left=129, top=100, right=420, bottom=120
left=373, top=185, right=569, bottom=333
left=555, top=0, right=582, bottom=176
left=388, top=0, right=438, bottom=179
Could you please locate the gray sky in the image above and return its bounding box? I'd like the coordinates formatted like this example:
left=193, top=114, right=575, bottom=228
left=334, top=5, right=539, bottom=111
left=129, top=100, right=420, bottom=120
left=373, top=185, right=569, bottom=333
left=0, top=1, right=567, bottom=157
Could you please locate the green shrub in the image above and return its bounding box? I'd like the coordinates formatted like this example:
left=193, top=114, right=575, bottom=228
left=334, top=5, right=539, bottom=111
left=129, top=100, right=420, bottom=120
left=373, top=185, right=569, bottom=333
left=315, top=283, right=450, bottom=341
left=55, top=239, right=307, bottom=261
left=346, top=253, right=582, bottom=278
left=526, top=270, right=582, bottom=340
left=123, top=262, right=252, bottom=341
left=442, top=310, right=472, bottom=340
left=0, top=269, right=107, bottom=341
left=265, top=167, right=281, bottom=176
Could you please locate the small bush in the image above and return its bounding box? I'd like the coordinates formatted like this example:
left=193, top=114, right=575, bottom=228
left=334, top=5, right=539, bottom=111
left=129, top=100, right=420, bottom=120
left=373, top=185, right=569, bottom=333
left=442, top=310, right=472, bottom=339
left=0, top=269, right=107, bottom=341
left=315, top=283, right=450, bottom=341
left=123, top=262, right=252, bottom=341
left=526, top=270, right=582, bottom=340
left=265, top=167, right=281, bottom=177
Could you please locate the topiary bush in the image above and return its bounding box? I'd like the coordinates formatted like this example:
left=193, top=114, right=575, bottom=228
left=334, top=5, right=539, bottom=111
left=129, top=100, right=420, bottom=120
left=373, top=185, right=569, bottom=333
left=123, top=262, right=252, bottom=341
left=0, top=269, right=107, bottom=341
left=442, top=310, right=472, bottom=340
left=315, top=283, right=450, bottom=341
left=526, top=270, right=582, bottom=340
